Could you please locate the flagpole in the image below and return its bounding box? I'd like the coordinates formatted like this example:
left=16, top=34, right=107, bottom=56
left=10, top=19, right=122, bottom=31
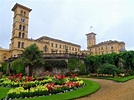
left=90, top=26, right=93, bottom=32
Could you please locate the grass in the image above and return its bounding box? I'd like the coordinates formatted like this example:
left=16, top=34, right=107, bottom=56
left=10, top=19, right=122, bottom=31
left=20, top=79, right=100, bottom=100
left=107, top=76, right=134, bottom=82
left=0, top=79, right=100, bottom=100
left=85, top=75, right=134, bottom=82
left=0, top=87, right=11, bottom=99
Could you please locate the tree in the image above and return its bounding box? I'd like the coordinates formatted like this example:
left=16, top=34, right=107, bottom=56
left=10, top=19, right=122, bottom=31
left=20, top=44, right=45, bottom=76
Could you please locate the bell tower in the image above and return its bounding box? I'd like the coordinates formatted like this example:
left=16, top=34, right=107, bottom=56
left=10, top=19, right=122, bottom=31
left=86, top=32, right=96, bottom=50
left=10, top=3, right=32, bottom=56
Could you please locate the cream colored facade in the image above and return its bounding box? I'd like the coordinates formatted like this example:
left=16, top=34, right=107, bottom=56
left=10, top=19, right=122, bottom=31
left=0, top=3, right=81, bottom=63
left=84, top=32, right=125, bottom=55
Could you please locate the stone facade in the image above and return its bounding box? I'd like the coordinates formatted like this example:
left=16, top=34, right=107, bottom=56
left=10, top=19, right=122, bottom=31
left=0, top=3, right=81, bottom=63
left=83, top=32, right=125, bottom=55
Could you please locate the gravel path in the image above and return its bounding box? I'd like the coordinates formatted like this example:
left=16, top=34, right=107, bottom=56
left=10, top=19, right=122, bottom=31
left=76, top=78, right=134, bottom=100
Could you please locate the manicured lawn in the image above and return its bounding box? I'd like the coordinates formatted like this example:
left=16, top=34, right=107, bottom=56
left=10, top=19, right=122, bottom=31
left=0, top=79, right=100, bottom=100
left=22, top=79, right=100, bottom=100
left=86, top=75, right=134, bottom=82
left=0, top=87, right=11, bottom=99
left=107, top=76, right=134, bottom=82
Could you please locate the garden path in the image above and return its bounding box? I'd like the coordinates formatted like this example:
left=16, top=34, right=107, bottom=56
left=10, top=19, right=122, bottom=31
left=76, top=78, right=134, bottom=100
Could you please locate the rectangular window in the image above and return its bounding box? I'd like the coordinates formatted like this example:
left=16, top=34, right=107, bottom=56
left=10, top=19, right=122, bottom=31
left=51, top=43, right=53, bottom=47
left=21, top=42, right=24, bottom=48
left=55, top=44, right=58, bottom=48
left=59, top=45, right=61, bottom=48
left=18, top=42, right=20, bottom=48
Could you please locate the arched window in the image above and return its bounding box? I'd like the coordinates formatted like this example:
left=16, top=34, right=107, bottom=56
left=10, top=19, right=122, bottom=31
left=24, top=12, right=26, bottom=16
left=23, top=26, right=25, bottom=31
left=22, top=33, right=24, bottom=38
left=18, top=42, right=21, bottom=48
left=19, top=25, right=22, bottom=30
left=44, top=45, right=48, bottom=52
left=21, top=10, right=23, bottom=15
left=21, top=42, right=24, bottom=48
left=18, top=32, right=21, bottom=38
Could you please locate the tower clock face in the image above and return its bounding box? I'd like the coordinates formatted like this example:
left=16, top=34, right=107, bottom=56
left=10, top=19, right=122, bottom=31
left=21, top=18, right=25, bottom=22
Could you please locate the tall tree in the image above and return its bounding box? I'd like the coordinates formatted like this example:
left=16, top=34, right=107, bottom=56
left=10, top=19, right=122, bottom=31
left=21, top=44, right=44, bottom=76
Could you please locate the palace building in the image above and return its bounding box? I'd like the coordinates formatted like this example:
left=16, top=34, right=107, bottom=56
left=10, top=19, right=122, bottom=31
left=83, top=32, right=125, bottom=55
left=0, top=3, right=126, bottom=64
left=0, top=3, right=81, bottom=63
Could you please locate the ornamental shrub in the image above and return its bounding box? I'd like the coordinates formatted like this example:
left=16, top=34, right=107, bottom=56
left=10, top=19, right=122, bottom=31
left=10, top=59, right=25, bottom=75
left=1, top=62, right=8, bottom=74
left=97, top=63, right=121, bottom=75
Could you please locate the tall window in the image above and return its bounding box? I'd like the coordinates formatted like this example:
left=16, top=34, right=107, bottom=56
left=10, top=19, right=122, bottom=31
left=44, top=45, right=48, bottom=52
left=21, top=10, right=23, bottom=15
left=51, top=43, right=53, bottom=47
left=55, top=44, right=58, bottom=48
left=59, top=45, right=61, bottom=48
left=24, top=12, right=26, bottom=16
left=22, top=33, right=24, bottom=38
left=23, top=26, right=25, bottom=31
left=18, top=32, right=21, bottom=38
left=18, top=42, right=20, bottom=48
left=21, top=42, right=24, bottom=48
left=19, top=25, right=22, bottom=30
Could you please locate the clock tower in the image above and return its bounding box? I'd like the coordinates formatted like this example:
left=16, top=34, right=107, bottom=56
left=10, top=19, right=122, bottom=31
left=86, top=32, right=96, bottom=50
left=10, top=3, right=32, bottom=57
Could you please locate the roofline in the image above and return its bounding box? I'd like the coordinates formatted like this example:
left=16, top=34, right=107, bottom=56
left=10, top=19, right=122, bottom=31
left=86, top=32, right=96, bottom=36
left=11, top=3, right=32, bottom=12
left=36, top=36, right=81, bottom=47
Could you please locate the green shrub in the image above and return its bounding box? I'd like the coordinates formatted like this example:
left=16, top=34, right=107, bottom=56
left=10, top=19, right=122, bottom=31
left=10, top=59, right=25, bottom=74
left=97, top=63, right=121, bottom=75
left=1, top=62, right=8, bottom=74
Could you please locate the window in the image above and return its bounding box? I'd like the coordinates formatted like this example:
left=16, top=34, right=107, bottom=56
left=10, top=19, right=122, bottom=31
left=21, top=10, right=23, bottom=15
left=19, top=25, right=22, bottom=30
left=18, top=42, right=20, bottom=48
left=22, top=33, right=24, bottom=38
left=23, top=26, right=25, bottom=31
left=111, top=46, right=113, bottom=49
left=21, top=42, right=24, bottom=48
left=69, top=47, right=71, bottom=50
left=18, top=32, right=21, bottom=38
left=55, top=44, right=58, bottom=48
left=51, top=43, right=53, bottom=47
left=59, top=45, right=61, bottom=48
left=72, top=47, right=74, bottom=51
left=44, top=45, right=48, bottom=52
left=24, top=12, right=26, bottom=16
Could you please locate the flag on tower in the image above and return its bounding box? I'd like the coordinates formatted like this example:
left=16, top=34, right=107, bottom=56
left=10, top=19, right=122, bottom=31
left=90, top=26, right=93, bottom=28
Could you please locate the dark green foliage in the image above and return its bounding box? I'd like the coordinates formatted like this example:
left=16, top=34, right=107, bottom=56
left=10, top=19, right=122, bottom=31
left=85, top=51, right=134, bottom=73
left=45, top=60, right=67, bottom=68
left=21, top=44, right=45, bottom=67
left=68, top=58, right=86, bottom=74
left=1, top=62, right=8, bottom=74
left=97, top=63, right=121, bottom=75
left=10, top=59, right=25, bottom=74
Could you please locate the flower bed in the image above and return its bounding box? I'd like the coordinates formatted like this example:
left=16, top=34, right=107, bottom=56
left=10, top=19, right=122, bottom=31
left=0, top=74, right=84, bottom=99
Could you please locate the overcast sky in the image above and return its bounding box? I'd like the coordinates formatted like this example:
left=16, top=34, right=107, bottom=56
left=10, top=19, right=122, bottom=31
left=0, top=0, right=134, bottom=50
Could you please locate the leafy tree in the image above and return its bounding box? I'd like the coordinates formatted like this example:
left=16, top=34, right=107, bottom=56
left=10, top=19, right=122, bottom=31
left=20, top=44, right=45, bottom=76
left=10, top=59, right=25, bottom=74
left=1, top=62, right=8, bottom=74
left=68, top=58, right=86, bottom=74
